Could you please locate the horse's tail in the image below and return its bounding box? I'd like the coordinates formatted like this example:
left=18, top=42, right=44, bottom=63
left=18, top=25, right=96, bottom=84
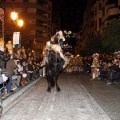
left=50, top=76, right=55, bottom=88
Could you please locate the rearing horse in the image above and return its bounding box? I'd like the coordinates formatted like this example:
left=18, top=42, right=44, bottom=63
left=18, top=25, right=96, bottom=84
left=46, top=50, right=64, bottom=92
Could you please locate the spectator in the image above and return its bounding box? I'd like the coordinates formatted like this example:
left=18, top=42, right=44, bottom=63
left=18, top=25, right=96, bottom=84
left=0, top=46, right=10, bottom=72
left=12, top=67, right=21, bottom=89
left=107, top=60, right=118, bottom=84
left=116, top=61, right=120, bottom=84
left=27, top=60, right=34, bottom=80
left=22, top=61, right=29, bottom=81
left=39, top=61, right=43, bottom=77
left=99, top=61, right=108, bottom=79
left=5, top=54, right=17, bottom=93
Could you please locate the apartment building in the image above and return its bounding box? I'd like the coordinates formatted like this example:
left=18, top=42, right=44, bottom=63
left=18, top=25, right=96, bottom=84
left=0, top=0, right=52, bottom=53
left=75, top=0, right=120, bottom=55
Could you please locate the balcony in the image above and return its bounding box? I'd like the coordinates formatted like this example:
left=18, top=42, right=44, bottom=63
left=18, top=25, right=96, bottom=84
left=102, top=7, right=120, bottom=22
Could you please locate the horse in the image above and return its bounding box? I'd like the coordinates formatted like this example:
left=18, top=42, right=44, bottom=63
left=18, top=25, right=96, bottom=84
left=45, top=50, right=64, bottom=92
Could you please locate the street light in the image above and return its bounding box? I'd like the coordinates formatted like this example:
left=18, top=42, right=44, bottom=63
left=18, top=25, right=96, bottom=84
left=11, top=12, right=18, bottom=21
left=17, top=19, right=24, bottom=27
left=11, top=12, right=24, bottom=27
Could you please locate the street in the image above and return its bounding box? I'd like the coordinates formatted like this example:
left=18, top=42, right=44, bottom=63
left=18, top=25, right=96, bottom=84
left=1, top=72, right=120, bottom=120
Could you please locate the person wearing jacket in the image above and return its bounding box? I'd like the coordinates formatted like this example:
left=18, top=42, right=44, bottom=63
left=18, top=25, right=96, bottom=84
left=5, top=54, right=17, bottom=93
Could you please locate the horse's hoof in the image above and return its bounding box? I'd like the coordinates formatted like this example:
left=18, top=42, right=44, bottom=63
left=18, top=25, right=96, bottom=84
left=57, top=87, right=61, bottom=92
left=47, top=88, right=51, bottom=92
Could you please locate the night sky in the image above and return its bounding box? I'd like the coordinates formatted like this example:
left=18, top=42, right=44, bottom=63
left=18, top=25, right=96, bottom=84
left=52, top=0, right=87, bottom=32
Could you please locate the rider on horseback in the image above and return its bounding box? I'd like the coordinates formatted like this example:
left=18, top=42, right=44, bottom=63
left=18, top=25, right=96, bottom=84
left=45, top=30, right=69, bottom=69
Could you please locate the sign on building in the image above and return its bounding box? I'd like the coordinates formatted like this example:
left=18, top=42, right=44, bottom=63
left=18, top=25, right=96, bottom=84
left=13, top=32, right=21, bottom=48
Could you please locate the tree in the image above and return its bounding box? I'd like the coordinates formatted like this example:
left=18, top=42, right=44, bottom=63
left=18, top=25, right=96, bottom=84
left=102, top=19, right=120, bottom=53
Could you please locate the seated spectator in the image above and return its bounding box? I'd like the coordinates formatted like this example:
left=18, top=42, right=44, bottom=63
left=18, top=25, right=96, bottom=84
left=16, top=60, right=27, bottom=86
left=12, top=68, right=21, bottom=89
left=27, top=60, right=34, bottom=80
left=107, top=60, right=118, bottom=84
left=22, top=61, right=29, bottom=81
left=38, top=61, right=43, bottom=77
left=115, top=61, right=120, bottom=84
left=99, top=61, right=108, bottom=79
left=33, top=61, right=38, bottom=78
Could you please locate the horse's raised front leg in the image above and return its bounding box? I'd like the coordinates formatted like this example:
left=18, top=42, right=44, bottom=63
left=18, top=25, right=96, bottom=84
left=55, top=75, right=61, bottom=92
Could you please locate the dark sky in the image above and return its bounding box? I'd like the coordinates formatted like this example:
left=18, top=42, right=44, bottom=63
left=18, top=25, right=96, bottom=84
left=52, top=0, right=87, bottom=32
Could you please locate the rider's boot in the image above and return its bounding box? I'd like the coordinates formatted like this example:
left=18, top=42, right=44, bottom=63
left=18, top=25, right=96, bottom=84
left=59, top=52, right=70, bottom=69
left=63, top=57, right=70, bottom=69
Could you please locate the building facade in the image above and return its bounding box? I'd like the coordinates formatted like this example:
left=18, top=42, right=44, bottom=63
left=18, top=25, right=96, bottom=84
left=75, top=0, right=120, bottom=55
left=0, top=0, right=52, bottom=53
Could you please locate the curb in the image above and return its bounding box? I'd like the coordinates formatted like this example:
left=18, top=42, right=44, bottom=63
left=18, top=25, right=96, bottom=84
left=2, top=77, right=40, bottom=115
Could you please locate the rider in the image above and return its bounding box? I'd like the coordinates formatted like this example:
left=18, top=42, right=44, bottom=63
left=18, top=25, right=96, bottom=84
left=46, top=31, right=69, bottom=69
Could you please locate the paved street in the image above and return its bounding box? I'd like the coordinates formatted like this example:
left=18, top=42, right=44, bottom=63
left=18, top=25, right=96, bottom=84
left=1, top=73, right=120, bottom=120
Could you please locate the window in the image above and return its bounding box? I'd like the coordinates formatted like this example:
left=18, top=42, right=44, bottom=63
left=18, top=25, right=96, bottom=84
left=28, top=8, right=36, bottom=13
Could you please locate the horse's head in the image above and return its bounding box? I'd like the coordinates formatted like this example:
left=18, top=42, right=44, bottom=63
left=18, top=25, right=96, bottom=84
left=53, top=31, right=65, bottom=48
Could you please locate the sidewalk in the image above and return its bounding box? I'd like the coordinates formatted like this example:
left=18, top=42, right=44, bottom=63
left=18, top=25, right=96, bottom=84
left=2, top=77, right=40, bottom=115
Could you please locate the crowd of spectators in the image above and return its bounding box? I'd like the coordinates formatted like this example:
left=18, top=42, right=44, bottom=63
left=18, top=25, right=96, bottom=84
left=64, top=54, right=120, bottom=85
left=0, top=49, right=44, bottom=97
left=1, top=49, right=120, bottom=98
